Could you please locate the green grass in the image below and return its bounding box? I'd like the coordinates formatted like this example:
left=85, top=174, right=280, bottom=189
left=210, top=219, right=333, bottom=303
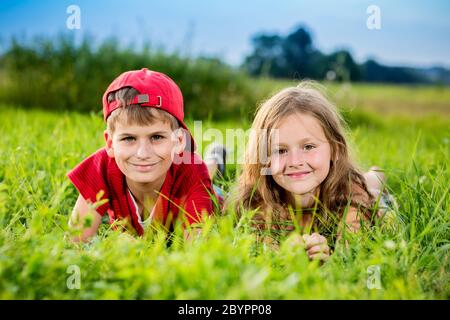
left=0, top=83, right=449, bottom=299
left=246, top=78, right=450, bottom=117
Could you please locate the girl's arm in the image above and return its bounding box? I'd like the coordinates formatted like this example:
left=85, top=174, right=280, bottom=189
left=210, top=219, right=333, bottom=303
left=336, top=206, right=371, bottom=245
left=340, top=207, right=363, bottom=234
left=68, top=194, right=103, bottom=243
left=285, top=233, right=330, bottom=262
left=302, top=233, right=330, bottom=261
left=338, top=182, right=374, bottom=239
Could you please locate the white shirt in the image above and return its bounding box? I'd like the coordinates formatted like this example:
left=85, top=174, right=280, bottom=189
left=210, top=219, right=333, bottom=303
left=128, top=189, right=154, bottom=229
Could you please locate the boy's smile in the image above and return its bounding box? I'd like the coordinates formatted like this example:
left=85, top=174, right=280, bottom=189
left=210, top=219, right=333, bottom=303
left=129, top=161, right=160, bottom=172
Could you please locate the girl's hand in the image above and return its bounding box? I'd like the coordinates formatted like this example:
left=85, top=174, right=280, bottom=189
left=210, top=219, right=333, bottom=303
left=302, top=233, right=330, bottom=262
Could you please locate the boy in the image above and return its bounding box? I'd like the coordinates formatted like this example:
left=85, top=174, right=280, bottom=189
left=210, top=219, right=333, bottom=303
left=67, top=68, right=215, bottom=242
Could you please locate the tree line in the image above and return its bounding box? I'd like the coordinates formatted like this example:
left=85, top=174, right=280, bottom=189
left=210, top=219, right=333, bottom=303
left=243, top=25, right=449, bottom=85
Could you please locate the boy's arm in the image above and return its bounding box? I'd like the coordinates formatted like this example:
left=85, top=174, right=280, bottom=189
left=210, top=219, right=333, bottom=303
left=69, top=194, right=103, bottom=243
left=176, top=156, right=217, bottom=241
left=182, top=186, right=213, bottom=223
left=180, top=179, right=215, bottom=241
left=183, top=228, right=202, bottom=242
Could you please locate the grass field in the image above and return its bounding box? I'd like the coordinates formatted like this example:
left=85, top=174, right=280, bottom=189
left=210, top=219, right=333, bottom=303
left=0, top=82, right=448, bottom=299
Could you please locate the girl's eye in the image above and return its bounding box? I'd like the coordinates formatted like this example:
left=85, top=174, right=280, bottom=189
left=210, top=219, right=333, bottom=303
left=303, top=144, right=315, bottom=151
left=274, top=148, right=287, bottom=155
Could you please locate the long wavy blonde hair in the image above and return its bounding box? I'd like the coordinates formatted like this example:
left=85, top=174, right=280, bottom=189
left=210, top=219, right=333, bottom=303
left=236, top=82, right=374, bottom=235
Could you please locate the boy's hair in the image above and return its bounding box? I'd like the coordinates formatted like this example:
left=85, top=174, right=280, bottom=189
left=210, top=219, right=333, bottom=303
left=236, top=81, right=374, bottom=234
left=106, top=87, right=180, bottom=135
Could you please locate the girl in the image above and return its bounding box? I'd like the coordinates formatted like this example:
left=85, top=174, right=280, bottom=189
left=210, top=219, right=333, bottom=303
left=236, top=82, right=389, bottom=261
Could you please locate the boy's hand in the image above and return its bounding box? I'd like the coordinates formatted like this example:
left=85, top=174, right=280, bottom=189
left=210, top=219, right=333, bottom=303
left=183, top=227, right=202, bottom=242
left=302, top=233, right=330, bottom=262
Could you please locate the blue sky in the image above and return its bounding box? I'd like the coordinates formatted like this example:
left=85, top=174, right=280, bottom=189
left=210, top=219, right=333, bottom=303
left=1, top=0, right=449, bottom=68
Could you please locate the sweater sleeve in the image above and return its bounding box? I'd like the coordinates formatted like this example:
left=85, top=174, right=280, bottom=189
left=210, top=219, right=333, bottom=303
left=177, top=154, right=215, bottom=225
left=66, top=149, right=110, bottom=216
left=182, top=179, right=215, bottom=225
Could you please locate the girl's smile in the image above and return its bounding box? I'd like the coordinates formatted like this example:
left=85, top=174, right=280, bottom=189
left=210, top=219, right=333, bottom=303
left=285, top=170, right=313, bottom=179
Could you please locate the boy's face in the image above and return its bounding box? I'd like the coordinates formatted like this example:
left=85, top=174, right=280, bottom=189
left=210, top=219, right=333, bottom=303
left=105, top=119, right=185, bottom=187
left=268, top=112, right=332, bottom=200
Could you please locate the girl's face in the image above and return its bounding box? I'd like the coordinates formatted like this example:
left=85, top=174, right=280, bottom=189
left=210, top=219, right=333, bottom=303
left=269, top=112, right=332, bottom=202
left=105, top=119, right=183, bottom=187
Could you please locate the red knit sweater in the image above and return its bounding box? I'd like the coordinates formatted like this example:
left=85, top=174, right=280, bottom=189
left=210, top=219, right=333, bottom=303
left=67, top=148, right=215, bottom=236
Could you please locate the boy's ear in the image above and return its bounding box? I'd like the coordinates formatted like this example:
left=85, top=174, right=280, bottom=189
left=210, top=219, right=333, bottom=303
left=174, top=128, right=187, bottom=154
left=104, top=130, right=115, bottom=158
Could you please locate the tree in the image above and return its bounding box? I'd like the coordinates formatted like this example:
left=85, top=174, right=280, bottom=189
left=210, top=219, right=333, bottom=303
left=325, top=50, right=362, bottom=82
left=243, top=24, right=436, bottom=84
left=243, top=25, right=326, bottom=79
left=282, top=26, right=315, bottom=78
left=244, top=34, right=286, bottom=77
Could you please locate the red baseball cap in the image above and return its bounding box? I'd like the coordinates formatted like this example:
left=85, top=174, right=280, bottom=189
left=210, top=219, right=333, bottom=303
left=102, top=68, right=196, bottom=151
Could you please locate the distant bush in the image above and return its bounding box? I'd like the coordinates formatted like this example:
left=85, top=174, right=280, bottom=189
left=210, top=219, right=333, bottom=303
left=0, top=34, right=258, bottom=120
left=1, top=35, right=448, bottom=123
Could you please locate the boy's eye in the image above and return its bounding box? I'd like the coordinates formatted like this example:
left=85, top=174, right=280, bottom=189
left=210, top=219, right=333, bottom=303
left=122, top=136, right=135, bottom=142
left=151, top=135, right=165, bottom=141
